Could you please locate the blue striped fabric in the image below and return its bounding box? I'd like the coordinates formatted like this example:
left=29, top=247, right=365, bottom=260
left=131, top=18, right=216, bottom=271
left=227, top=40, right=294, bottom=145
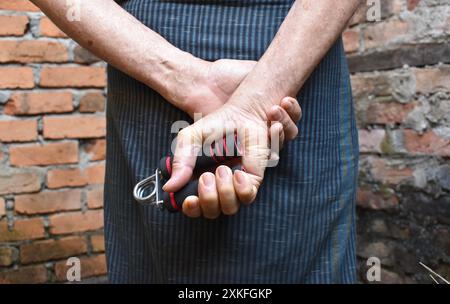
left=105, top=0, right=359, bottom=283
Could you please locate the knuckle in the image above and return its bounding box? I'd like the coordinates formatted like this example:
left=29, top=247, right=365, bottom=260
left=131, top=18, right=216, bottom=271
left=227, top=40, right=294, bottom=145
left=171, top=160, right=184, bottom=170
left=199, top=196, right=219, bottom=212
left=218, top=195, right=237, bottom=211
left=177, top=127, right=191, bottom=139
left=200, top=195, right=217, bottom=206
left=238, top=191, right=253, bottom=204
left=217, top=184, right=234, bottom=195
left=237, top=185, right=257, bottom=205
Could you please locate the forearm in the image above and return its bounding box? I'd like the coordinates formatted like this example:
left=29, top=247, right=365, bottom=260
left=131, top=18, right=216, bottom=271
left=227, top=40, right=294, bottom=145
left=229, top=0, right=360, bottom=118
left=30, top=0, right=202, bottom=103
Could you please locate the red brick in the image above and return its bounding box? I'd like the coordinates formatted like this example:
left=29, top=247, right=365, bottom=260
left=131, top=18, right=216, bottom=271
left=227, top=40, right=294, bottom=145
left=43, top=115, right=106, bottom=139
left=357, top=188, right=399, bottom=210
left=91, top=234, right=105, bottom=253
left=343, top=29, right=360, bottom=53
left=20, top=236, right=87, bottom=264
left=0, top=0, right=40, bottom=12
left=366, top=101, right=417, bottom=124
left=351, top=73, right=394, bottom=99
left=79, top=92, right=105, bottom=113
left=0, top=218, right=45, bottom=242
left=384, top=0, right=404, bottom=16
left=0, top=197, right=5, bottom=218
left=85, top=162, right=105, bottom=185
left=364, top=19, right=409, bottom=49
left=369, top=157, right=413, bottom=185
left=0, top=40, right=68, bottom=63
left=39, top=17, right=67, bottom=38
left=54, top=254, right=106, bottom=281
left=5, top=91, right=73, bottom=115
left=87, top=187, right=103, bottom=209
left=10, top=142, right=79, bottom=167
left=414, top=66, right=450, bottom=94
left=15, top=190, right=81, bottom=215
left=83, top=139, right=106, bottom=161
left=407, top=0, right=421, bottom=11
left=404, top=129, right=450, bottom=156
left=359, top=129, right=386, bottom=153
left=47, top=168, right=87, bottom=189
left=40, top=67, right=106, bottom=88
left=0, top=119, right=37, bottom=142
left=0, top=67, right=34, bottom=89
left=0, top=265, right=47, bottom=284
left=0, top=15, right=29, bottom=36
left=47, top=164, right=105, bottom=189
left=49, top=210, right=104, bottom=235
left=0, top=170, right=41, bottom=195
left=0, top=247, right=17, bottom=266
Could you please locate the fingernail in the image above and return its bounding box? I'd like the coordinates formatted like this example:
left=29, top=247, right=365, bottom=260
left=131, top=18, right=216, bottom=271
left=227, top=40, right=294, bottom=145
left=202, top=174, right=214, bottom=187
left=234, top=170, right=246, bottom=184
left=218, top=166, right=229, bottom=179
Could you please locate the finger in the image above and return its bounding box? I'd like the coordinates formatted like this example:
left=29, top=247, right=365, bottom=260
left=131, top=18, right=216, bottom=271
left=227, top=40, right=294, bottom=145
left=233, top=170, right=257, bottom=205
left=237, top=121, right=268, bottom=185
left=216, top=165, right=239, bottom=215
left=280, top=96, right=302, bottom=123
left=266, top=105, right=298, bottom=141
left=198, top=172, right=221, bottom=219
left=163, top=126, right=201, bottom=193
left=268, top=122, right=283, bottom=165
left=182, top=196, right=202, bottom=218
left=269, top=121, right=285, bottom=151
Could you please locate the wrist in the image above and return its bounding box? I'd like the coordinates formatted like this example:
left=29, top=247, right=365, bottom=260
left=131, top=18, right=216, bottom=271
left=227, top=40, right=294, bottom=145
left=157, top=51, right=210, bottom=113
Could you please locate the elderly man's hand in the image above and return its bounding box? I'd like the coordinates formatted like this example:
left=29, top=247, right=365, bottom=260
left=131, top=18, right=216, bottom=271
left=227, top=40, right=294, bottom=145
left=163, top=96, right=301, bottom=219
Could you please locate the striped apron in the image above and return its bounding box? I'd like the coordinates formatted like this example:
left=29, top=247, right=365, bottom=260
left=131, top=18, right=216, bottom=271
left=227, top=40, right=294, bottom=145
left=105, top=0, right=359, bottom=283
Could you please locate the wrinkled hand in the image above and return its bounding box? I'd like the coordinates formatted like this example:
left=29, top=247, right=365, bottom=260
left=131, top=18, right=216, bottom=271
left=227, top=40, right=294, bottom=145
left=179, top=59, right=256, bottom=117
left=172, top=58, right=300, bottom=145
left=171, top=59, right=293, bottom=122
left=163, top=97, right=302, bottom=219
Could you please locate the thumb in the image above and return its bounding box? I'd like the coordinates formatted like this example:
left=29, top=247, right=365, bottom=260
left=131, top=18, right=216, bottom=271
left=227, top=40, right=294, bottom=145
left=162, top=126, right=201, bottom=193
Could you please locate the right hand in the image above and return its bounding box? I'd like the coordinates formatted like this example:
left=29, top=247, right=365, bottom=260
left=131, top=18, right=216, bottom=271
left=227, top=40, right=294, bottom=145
left=163, top=95, right=302, bottom=219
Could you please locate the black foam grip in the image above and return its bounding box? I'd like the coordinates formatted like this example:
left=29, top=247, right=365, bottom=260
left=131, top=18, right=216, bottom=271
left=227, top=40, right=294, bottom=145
left=162, top=165, right=244, bottom=213
left=162, top=179, right=199, bottom=213
left=159, top=156, right=172, bottom=180
left=159, top=134, right=241, bottom=180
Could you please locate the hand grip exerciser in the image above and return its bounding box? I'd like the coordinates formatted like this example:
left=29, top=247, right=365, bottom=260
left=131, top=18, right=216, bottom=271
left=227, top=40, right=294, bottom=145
left=133, top=134, right=243, bottom=212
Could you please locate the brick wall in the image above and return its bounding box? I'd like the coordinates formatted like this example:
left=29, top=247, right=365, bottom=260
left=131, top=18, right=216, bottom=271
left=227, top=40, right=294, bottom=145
left=344, top=0, right=450, bottom=283
left=0, top=0, right=449, bottom=283
left=0, top=0, right=106, bottom=283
